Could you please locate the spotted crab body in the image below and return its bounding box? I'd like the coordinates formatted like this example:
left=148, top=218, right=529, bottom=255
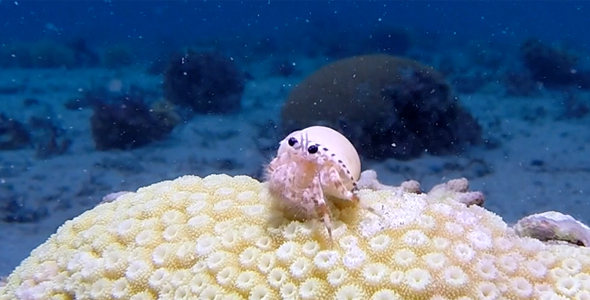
left=265, top=126, right=363, bottom=240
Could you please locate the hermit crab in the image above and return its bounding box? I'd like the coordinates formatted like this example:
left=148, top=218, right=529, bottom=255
left=265, top=125, right=372, bottom=240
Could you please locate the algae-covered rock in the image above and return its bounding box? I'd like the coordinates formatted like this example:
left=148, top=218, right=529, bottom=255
left=281, top=54, right=481, bottom=160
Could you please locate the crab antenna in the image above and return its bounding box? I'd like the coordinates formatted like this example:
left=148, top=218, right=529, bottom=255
left=300, top=132, right=308, bottom=155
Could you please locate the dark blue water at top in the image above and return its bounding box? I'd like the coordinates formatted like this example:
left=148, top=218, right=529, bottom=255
left=1, top=1, right=587, bottom=56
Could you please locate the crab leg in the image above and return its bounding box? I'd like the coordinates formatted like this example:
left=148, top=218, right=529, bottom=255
left=304, top=176, right=334, bottom=241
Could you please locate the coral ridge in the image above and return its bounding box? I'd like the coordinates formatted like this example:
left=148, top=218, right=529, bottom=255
left=1, top=174, right=590, bottom=300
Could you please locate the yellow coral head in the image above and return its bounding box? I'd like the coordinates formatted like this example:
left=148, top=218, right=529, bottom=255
left=2, top=174, right=590, bottom=300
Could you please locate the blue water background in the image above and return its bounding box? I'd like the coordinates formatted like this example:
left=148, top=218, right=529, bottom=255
left=1, top=1, right=587, bottom=57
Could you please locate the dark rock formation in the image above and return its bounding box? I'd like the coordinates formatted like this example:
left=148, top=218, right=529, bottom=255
left=163, top=50, right=245, bottom=114
left=281, top=54, right=481, bottom=160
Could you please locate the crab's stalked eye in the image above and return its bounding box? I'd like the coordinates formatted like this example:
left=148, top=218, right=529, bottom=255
left=307, top=144, right=319, bottom=154
left=288, top=137, right=298, bottom=147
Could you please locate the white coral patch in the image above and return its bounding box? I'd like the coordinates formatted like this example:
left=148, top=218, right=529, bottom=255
left=290, top=257, right=312, bottom=279
left=257, top=252, right=275, bottom=274
left=370, top=290, right=402, bottom=300
left=404, top=268, right=432, bottom=291
left=236, top=190, right=255, bottom=202
left=235, top=271, right=258, bottom=291
left=280, top=282, right=298, bottom=299
left=394, top=249, right=417, bottom=267
left=453, top=243, right=475, bottom=263
left=327, top=268, right=348, bottom=287
left=241, top=204, right=266, bottom=216
left=444, top=222, right=464, bottom=236
left=213, top=199, right=234, bottom=212
left=423, top=252, right=447, bottom=270
left=276, top=242, right=298, bottom=263
left=443, top=266, right=469, bottom=287
left=476, top=282, right=499, bottom=300
left=430, top=203, right=453, bottom=216
left=216, top=266, right=237, bottom=286
left=299, top=278, right=324, bottom=299
left=474, top=259, right=498, bottom=280
left=369, top=234, right=391, bottom=252
left=187, top=215, right=211, bottom=229
left=511, top=277, right=533, bottom=298
left=342, top=247, right=366, bottom=269
left=555, top=276, right=580, bottom=296
left=402, top=230, right=429, bottom=247
left=314, top=250, right=340, bottom=270
left=195, top=234, right=219, bottom=256
left=267, top=268, right=288, bottom=288
left=301, top=241, right=320, bottom=258
left=455, top=211, right=478, bottom=226
left=467, top=230, right=492, bottom=250
left=338, top=235, right=359, bottom=249
left=238, top=247, right=261, bottom=268
left=525, top=260, right=547, bottom=278
left=381, top=208, right=419, bottom=229
left=335, top=285, right=365, bottom=300
left=363, top=263, right=388, bottom=285
left=562, top=258, right=583, bottom=275
left=359, top=215, right=383, bottom=237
